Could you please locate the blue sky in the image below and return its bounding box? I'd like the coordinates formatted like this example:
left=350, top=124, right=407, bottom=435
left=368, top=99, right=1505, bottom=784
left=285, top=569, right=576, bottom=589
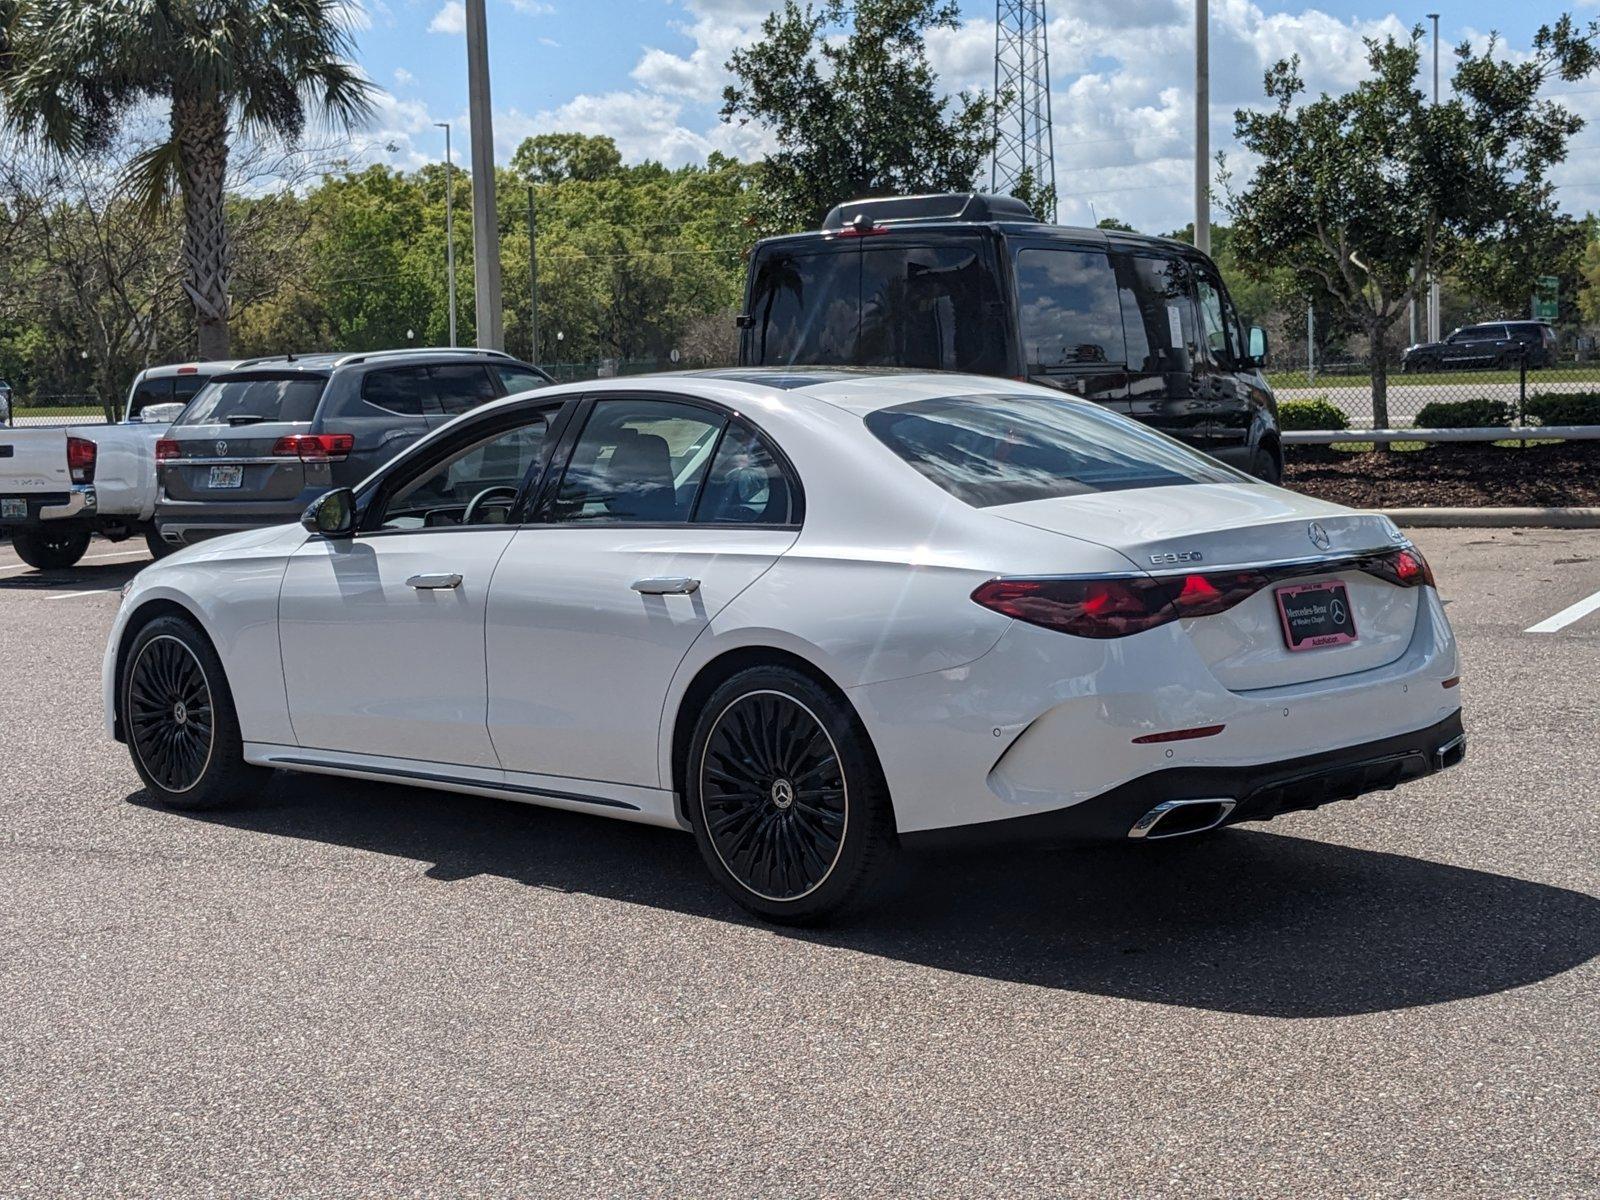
left=343, top=0, right=1600, bottom=231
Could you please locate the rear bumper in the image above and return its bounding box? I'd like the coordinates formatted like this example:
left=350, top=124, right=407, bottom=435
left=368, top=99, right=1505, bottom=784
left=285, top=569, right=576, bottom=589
left=156, top=497, right=305, bottom=545
left=903, top=710, right=1464, bottom=848
left=0, top=485, right=96, bottom=528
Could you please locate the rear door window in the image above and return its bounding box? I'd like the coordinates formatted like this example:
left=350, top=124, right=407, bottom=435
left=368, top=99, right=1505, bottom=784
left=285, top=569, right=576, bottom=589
left=865, top=392, right=1241, bottom=507
left=361, top=367, right=433, bottom=416
left=692, top=421, right=800, bottom=526
left=432, top=364, right=500, bottom=416
left=493, top=364, right=550, bottom=395
left=177, top=376, right=327, bottom=426
left=1015, top=248, right=1125, bottom=371
left=551, top=399, right=724, bottom=524
left=858, top=244, right=1006, bottom=373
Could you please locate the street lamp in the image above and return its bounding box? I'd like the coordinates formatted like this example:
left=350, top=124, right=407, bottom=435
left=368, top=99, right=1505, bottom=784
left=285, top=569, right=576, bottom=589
left=435, top=121, right=458, bottom=348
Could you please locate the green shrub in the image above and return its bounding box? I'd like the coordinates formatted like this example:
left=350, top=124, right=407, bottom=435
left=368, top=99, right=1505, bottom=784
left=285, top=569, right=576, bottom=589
left=1278, top=397, right=1349, bottom=431
left=1526, top=391, right=1600, bottom=426
left=1414, top=398, right=1512, bottom=428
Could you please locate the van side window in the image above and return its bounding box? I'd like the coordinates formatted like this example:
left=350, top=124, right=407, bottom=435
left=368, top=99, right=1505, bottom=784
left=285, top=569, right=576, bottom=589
left=1193, top=265, right=1243, bottom=367
left=1015, top=249, right=1125, bottom=370
left=859, top=246, right=1006, bottom=374
left=1114, top=254, right=1198, bottom=373
left=746, top=250, right=858, bottom=365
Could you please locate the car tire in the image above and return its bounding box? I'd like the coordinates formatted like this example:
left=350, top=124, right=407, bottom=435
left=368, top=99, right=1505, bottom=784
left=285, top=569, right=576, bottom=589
left=120, top=614, right=267, bottom=811
left=11, top=527, right=91, bottom=569
left=144, top=527, right=176, bottom=560
left=686, top=665, right=898, bottom=924
left=1247, top=445, right=1283, bottom=485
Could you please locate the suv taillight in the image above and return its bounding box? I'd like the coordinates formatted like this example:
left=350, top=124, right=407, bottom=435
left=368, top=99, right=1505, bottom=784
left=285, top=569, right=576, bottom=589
left=155, top=438, right=180, bottom=461
left=270, top=433, right=354, bottom=461
left=67, top=436, right=97, bottom=484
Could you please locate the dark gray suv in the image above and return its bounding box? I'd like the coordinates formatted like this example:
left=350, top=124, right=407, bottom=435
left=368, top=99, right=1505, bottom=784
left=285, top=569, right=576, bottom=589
left=155, top=348, right=550, bottom=548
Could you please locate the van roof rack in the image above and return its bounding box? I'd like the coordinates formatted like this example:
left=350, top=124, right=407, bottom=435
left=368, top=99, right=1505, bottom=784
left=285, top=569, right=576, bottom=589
left=820, top=193, right=1039, bottom=232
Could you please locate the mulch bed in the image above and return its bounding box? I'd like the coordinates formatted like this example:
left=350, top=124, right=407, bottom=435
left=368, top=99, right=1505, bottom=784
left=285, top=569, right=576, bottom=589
left=1283, top=440, right=1600, bottom=508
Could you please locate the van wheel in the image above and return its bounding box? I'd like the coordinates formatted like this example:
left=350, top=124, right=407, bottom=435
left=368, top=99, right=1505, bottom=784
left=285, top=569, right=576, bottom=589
left=1248, top=445, right=1283, bottom=485
left=120, top=615, right=267, bottom=811
left=12, top=528, right=91, bottom=569
left=687, top=666, right=898, bottom=925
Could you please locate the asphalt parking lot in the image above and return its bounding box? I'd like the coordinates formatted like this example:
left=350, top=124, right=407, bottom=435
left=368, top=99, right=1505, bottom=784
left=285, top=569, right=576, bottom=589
left=1, top=529, right=1596, bottom=1197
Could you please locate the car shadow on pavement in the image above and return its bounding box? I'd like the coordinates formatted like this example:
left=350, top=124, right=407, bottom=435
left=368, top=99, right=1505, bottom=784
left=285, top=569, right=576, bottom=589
left=0, top=558, right=146, bottom=592
left=137, top=773, right=1600, bottom=1020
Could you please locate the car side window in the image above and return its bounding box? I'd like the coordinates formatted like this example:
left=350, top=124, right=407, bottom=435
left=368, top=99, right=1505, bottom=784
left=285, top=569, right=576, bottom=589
left=550, top=399, right=724, bottom=525
left=1193, top=269, right=1241, bottom=367
left=1015, top=248, right=1125, bottom=370
left=1114, top=253, right=1198, bottom=372
left=494, top=364, right=549, bottom=395
left=693, top=421, right=799, bottom=526
left=362, top=367, right=433, bottom=416
left=432, top=364, right=499, bottom=416
left=374, top=413, right=550, bottom=530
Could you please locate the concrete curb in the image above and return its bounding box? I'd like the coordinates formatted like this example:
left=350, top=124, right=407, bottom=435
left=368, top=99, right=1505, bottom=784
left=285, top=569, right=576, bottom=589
left=1382, top=507, right=1600, bottom=529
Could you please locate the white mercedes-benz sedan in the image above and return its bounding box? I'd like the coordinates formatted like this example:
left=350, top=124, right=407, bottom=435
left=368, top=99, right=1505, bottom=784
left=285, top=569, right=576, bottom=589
left=105, top=369, right=1464, bottom=921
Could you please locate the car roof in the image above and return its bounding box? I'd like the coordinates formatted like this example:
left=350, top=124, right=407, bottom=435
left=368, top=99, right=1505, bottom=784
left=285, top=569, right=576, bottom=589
left=136, top=360, right=247, bottom=381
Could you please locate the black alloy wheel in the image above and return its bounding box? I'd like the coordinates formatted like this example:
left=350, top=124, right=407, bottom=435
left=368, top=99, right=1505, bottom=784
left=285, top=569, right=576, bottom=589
left=128, top=635, right=215, bottom=794
left=120, top=615, right=265, bottom=811
left=688, top=666, right=897, bottom=923
left=11, top=527, right=91, bottom=569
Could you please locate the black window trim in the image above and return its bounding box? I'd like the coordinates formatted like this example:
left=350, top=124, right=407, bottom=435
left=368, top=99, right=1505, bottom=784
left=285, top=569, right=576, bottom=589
left=525, top=390, right=806, bottom=531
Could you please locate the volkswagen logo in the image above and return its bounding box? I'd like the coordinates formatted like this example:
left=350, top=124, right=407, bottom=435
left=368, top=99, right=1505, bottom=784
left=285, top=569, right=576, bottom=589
left=1308, top=522, right=1331, bottom=551
left=215, top=440, right=228, bottom=457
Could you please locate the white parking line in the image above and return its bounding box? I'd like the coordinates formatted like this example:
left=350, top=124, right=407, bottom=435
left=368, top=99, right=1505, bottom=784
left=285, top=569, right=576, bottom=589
left=1525, top=587, right=1600, bottom=634
left=42, top=588, right=118, bottom=601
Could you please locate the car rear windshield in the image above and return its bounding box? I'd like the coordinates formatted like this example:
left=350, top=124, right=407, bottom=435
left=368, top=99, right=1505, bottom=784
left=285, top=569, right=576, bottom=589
left=864, top=393, right=1243, bottom=507
left=177, top=375, right=328, bottom=427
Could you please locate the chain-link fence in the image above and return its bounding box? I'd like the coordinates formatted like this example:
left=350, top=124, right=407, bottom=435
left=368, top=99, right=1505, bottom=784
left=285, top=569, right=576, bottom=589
left=1269, top=354, right=1600, bottom=432
left=1, top=393, right=115, bottom=428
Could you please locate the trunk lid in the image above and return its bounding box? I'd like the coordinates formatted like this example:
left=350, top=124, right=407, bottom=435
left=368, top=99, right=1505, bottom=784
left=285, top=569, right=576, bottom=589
left=0, top=428, right=72, bottom=495
left=161, top=372, right=328, bottom=503
left=993, top=482, right=1421, bottom=690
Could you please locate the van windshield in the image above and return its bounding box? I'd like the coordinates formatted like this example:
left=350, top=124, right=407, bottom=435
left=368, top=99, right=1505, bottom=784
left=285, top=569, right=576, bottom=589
left=865, top=393, right=1243, bottom=507
left=746, top=241, right=1007, bottom=374
left=178, top=375, right=327, bottom=426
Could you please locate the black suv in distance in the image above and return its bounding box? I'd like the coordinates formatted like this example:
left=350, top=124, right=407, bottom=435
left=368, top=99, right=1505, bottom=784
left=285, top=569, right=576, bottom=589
left=737, top=193, right=1282, bottom=481
left=156, top=347, right=551, bottom=548
left=1401, top=321, right=1558, bottom=372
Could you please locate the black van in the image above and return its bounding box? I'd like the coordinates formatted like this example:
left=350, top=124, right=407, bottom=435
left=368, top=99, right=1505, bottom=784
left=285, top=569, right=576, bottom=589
left=737, top=193, right=1282, bottom=481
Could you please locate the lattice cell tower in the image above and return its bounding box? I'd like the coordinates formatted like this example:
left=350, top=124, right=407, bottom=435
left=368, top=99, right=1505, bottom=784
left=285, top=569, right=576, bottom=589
left=990, top=0, right=1056, bottom=221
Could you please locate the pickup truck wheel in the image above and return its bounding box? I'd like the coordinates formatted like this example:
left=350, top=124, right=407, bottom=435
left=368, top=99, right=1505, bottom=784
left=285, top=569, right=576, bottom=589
left=145, top=527, right=176, bottom=560
left=120, top=615, right=266, bottom=810
left=12, top=528, right=91, bottom=569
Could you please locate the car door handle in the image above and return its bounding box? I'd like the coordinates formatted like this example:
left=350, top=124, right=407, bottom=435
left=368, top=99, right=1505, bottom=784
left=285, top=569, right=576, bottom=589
left=407, top=572, right=463, bottom=590
left=631, top=576, right=700, bottom=595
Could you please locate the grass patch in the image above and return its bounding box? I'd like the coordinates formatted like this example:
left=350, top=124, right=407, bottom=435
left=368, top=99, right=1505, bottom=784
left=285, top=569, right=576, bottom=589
left=1328, top=440, right=1427, bottom=453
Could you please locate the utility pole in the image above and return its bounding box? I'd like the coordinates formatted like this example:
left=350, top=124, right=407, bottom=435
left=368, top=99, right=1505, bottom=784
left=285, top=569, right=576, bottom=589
left=526, top=185, right=539, bottom=364
left=1194, top=0, right=1210, bottom=254
left=434, top=122, right=457, bottom=348
left=464, top=0, right=503, bottom=350
left=1426, top=12, right=1441, bottom=343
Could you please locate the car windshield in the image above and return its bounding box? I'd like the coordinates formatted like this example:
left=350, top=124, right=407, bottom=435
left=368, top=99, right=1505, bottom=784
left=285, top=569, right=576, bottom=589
left=864, top=392, right=1244, bottom=508
left=177, top=375, right=327, bottom=426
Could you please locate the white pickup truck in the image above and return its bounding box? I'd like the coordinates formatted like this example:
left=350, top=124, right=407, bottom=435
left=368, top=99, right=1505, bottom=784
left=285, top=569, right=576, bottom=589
left=0, top=361, right=238, bottom=569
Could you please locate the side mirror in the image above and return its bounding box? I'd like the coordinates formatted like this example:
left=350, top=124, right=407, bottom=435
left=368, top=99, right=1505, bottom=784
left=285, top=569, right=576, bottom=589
left=302, top=487, right=356, bottom=538
left=1248, top=326, right=1269, bottom=367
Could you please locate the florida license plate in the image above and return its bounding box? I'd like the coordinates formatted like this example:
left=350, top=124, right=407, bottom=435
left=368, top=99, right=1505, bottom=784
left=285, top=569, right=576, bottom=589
left=208, top=465, right=243, bottom=489
left=1, top=498, right=26, bottom=519
left=1276, top=581, right=1358, bottom=651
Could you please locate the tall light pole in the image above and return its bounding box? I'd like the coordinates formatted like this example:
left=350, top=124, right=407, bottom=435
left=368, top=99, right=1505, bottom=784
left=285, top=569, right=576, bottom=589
left=434, top=121, right=457, bottom=348
left=464, top=0, right=504, bottom=351
left=1426, top=12, right=1441, bottom=343
left=1194, top=0, right=1210, bottom=254
left=526, top=185, right=540, bottom=364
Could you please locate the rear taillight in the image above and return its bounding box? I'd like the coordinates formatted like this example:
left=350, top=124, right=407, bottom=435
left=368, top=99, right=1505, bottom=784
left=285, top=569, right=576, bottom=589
left=155, top=438, right=180, bottom=461
left=67, top=436, right=96, bottom=484
left=270, top=433, right=354, bottom=461
left=973, top=549, right=1436, bottom=641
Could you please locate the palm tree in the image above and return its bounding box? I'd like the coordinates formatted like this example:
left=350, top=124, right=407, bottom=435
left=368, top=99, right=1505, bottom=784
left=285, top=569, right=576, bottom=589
left=0, top=0, right=375, bottom=359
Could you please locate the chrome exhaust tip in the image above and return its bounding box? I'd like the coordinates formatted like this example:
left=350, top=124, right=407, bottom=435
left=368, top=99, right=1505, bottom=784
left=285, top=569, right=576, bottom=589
left=1128, top=798, right=1237, bottom=840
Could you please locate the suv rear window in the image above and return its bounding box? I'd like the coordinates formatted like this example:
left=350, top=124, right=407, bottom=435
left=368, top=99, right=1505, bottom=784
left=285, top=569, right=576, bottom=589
left=864, top=393, right=1241, bottom=507
left=178, top=375, right=327, bottom=426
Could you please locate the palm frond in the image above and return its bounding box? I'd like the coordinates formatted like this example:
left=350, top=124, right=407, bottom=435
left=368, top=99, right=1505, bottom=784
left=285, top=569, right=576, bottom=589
left=121, top=136, right=183, bottom=219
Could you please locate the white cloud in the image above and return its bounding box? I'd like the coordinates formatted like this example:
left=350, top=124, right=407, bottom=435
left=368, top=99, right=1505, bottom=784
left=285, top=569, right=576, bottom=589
left=393, top=66, right=416, bottom=88
left=506, top=0, right=555, bottom=12
left=428, top=1, right=465, bottom=35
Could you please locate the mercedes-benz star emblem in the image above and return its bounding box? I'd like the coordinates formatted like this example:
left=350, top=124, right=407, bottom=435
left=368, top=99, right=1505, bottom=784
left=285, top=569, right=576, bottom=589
left=1308, top=522, right=1331, bottom=551
left=215, top=440, right=228, bottom=457
left=1331, top=598, right=1348, bottom=625
left=769, top=778, right=795, bottom=810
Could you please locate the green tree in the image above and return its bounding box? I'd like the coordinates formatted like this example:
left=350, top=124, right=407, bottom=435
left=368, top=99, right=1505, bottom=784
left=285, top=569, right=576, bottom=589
left=1223, top=17, right=1600, bottom=426
left=0, top=0, right=374, bottom=360
left=511, top=133, right=625, bottom=185
left=721, top=0, right=995, bottom=230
